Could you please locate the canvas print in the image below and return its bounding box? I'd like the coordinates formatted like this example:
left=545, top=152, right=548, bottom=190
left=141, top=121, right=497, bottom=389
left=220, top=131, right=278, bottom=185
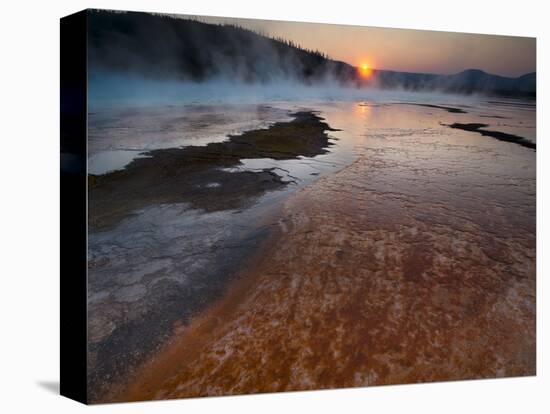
left=61, top=8, right=536, bottom=404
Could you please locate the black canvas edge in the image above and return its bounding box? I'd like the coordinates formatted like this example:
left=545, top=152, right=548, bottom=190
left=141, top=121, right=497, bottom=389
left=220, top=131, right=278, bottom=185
left=60, top=9, right=88, bottom=405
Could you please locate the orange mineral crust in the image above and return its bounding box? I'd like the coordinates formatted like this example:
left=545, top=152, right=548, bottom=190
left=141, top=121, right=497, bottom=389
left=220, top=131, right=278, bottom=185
left=120, top=124, right=535, bottom=401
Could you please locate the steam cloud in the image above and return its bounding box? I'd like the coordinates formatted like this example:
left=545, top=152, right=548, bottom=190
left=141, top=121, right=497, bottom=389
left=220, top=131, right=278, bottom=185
left=88, top=9, right=536, bottom=104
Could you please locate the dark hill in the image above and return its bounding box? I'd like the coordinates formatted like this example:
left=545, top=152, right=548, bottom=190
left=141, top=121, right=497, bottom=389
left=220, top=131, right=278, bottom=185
left=88, top=10, right=355, bottom=84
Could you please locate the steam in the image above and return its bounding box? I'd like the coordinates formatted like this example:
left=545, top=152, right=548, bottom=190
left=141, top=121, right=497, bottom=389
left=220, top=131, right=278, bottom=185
left=87, top=9, right=535, bottom=103
left=88, top=72, right=485, bottom=111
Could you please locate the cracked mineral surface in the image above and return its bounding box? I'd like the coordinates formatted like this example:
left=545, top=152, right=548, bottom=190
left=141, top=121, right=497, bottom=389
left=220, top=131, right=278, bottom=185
left=87, top=98, right=535, bottom=402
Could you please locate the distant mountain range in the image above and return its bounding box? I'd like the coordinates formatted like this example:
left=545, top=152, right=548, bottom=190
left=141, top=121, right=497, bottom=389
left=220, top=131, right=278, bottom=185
left=370, top=68, right=536, bottom=97
left=88, top=10, right=536, bottom=98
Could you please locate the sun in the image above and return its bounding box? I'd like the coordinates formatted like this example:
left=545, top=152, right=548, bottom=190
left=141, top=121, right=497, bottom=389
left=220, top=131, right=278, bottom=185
left=358, top=62, right=373, bottom=78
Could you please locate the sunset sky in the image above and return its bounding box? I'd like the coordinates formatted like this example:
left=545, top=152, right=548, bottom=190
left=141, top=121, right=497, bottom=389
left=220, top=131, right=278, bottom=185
left=196, top=15, right=535, bottom=77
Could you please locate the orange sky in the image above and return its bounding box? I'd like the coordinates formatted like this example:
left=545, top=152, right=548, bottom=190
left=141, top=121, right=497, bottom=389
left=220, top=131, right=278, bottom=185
left=196, top=15, right=535, bottom=77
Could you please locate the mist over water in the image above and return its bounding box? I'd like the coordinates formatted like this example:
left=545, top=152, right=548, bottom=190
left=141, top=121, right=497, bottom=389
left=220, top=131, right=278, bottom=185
left=87, top=70, right=535, bottom=178
left=88, top=71, right=488, bottom=109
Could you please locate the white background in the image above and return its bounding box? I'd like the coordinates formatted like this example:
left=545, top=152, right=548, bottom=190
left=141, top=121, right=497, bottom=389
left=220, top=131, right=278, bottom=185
left=0, top=0, right=547, bottom=412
